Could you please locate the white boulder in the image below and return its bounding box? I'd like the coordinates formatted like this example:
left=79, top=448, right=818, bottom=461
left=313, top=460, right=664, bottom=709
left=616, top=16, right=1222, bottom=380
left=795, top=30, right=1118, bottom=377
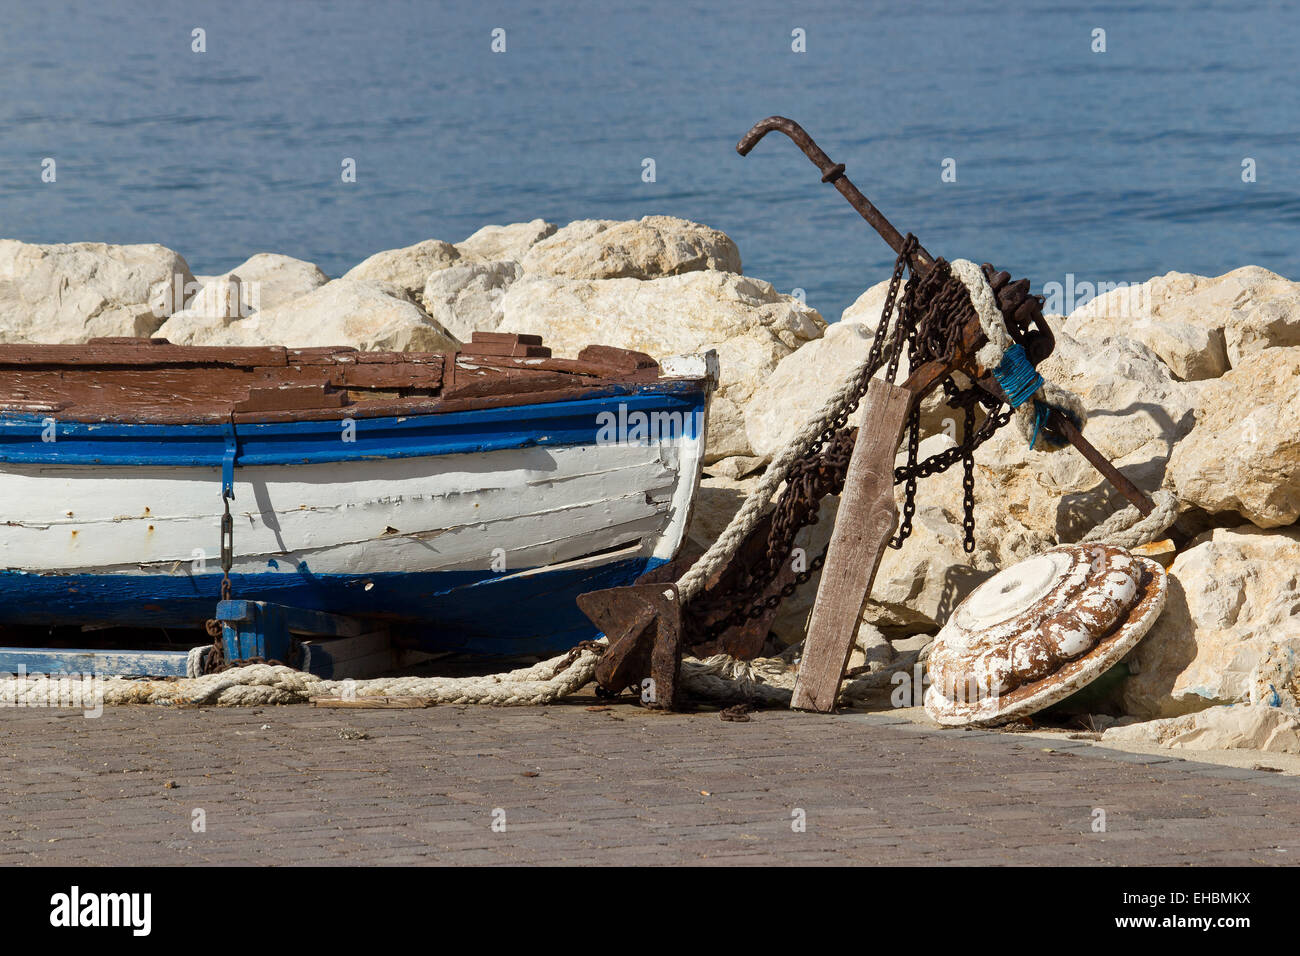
left=1065, top=266, right=1300, bottom=377
left=341, top=239, right=461, bottom=298
left=186, top=253, right=328, bottom=318
left=1120, top=526, right=1300, bottom=719
left=840, top=277, right=902, bottom=327
left=420, top=259, right=523, bottom=342
left=1167, top=346, right=1300, bottom=528
left=456, top=219, right=557, bottom=263
left=520, top=216, right=741, bottom=280
left=158, top=278, right=459, bottom=352
left=497, top=271, right=824, bottom=460
left=0, top=240, right=193, bottom=343
left=1102, top=704, right=1300, bottom=754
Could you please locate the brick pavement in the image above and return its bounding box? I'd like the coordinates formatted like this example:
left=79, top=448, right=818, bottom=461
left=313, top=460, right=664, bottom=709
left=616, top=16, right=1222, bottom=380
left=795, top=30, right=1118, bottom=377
left=1, top=699, right=1297, bottom=865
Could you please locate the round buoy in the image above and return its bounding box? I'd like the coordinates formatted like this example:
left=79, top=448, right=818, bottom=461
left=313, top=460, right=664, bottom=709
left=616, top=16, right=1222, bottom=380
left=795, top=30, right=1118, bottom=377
left=923, top=543, right=1167, bottom=726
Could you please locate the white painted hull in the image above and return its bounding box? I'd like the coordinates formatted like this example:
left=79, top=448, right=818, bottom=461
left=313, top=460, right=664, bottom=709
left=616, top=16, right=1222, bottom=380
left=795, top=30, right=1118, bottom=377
left=0, top=376, right=712, bottom=654
left=0, top=438, right=698, bottom=577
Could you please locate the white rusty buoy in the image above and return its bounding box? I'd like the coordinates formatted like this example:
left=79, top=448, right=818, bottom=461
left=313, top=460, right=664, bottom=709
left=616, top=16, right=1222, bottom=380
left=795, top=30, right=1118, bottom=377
left=923, top=543, right=1167, bottom=726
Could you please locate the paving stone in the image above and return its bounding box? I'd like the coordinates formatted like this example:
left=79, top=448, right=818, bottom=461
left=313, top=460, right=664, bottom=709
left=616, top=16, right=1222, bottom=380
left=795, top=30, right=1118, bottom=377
left=0, top=705, right=1294, bottom=864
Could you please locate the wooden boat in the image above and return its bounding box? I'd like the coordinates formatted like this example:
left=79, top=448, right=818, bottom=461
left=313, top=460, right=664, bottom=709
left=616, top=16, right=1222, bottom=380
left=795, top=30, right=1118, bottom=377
left=0, top=332, right=715, bottom=657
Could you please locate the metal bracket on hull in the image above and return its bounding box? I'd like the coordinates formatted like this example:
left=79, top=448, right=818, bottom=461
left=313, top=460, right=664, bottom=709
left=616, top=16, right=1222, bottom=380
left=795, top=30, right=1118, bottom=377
left=221, top=417, right=238, bottom=499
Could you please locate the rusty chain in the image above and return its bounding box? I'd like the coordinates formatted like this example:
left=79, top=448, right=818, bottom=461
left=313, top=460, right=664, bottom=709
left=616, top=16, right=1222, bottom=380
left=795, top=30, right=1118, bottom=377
left=688, top=239, right=1036, bottom=641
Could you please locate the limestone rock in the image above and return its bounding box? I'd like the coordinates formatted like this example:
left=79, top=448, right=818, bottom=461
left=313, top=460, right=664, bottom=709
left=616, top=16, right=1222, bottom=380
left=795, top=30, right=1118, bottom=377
left=341, top=239, right=460, bottom=297
left=188, top=253, right=328, bottom=317
left=846, top=622, right=895, bottom=673
left=1167, top=347, right=1300, bottom=528
left=158, top=278, right=459, bottom=352
left=421, top=259, right=523, bottom=341
left=840, top=277, right=901, bottom=327
left=0, top=240, right=193, bottom=343
left=1250, top=638, right=1300, bottom=712
left=1065, top=266, right=1300, bottom=376
left=702, top=456, right=765, bottom=480
left=183, top=275, right=245, bottom=323
left=497, top=271, right=824, bottom=460
left=1125, top=320, right=1227, bottom=382
left=744, top=321, right=955, bottom=463
left=1120, top=526, right=1300, bottom=719
left=1102, top=704, right=1300, bottom=753
left=863, top=502, right=1000, bottom=635
left=520, top=216, right=741, bottom=280
left=455, top=219, right=557, bottom=263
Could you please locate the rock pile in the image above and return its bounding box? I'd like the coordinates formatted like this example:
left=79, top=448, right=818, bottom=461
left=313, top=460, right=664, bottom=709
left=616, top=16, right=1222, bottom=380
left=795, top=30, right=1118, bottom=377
left=3, top=218, right=1298, bottom=753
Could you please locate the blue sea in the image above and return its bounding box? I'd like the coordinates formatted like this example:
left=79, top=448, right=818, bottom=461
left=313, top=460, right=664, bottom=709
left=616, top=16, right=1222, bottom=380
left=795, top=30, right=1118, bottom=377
left=2, top=0, right=1297, bottom=325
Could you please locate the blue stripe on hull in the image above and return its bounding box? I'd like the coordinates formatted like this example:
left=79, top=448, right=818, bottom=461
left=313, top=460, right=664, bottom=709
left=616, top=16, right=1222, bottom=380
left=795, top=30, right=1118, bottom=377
left=0, top=383, right=706, bottom=467
left=0, top=556, right=662, bottom=657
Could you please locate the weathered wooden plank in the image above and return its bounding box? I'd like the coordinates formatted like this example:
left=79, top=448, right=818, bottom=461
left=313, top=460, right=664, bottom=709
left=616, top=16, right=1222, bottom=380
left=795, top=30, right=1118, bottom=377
left=312, top=696, right=435, bottom=708
left=233, top=384, right=350, bottom=413
left=471, top=331, right=544, bottom=346
left=790, top=379, right=913, bottom=713
left=577, top=345, right=659, bottom=370
left=0, top=344, right=290, bottom=368
left=329, top=360, right=444, bottom=390
left=461, top=340, right=553, bottom=358
left=0, top=646, right=190, bottom=677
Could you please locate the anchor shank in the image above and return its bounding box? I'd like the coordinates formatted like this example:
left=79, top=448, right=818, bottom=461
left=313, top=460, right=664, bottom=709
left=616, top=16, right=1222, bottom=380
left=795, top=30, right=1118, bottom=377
left=736, top=115, right=934, bottom=271
left=1047, top=410, right=1156, bottom=517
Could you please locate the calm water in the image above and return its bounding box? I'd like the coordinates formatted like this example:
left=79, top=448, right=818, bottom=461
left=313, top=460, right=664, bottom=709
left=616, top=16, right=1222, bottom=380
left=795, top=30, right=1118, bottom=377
left=2, top=0, right=1298, bottom=325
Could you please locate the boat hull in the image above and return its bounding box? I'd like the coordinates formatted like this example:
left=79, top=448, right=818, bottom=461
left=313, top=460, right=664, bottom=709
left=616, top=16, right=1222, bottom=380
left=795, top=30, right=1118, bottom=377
left=0, top=381, right=709, bottom=655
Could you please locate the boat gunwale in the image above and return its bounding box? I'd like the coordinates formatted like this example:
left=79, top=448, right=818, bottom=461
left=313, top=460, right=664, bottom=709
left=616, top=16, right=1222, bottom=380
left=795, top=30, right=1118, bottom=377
left=0, top=384, right=710, bottom=467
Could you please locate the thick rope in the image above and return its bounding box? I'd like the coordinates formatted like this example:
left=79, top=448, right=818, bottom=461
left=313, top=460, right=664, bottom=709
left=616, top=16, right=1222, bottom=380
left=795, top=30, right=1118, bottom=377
left=0, top=640, right=901, bottom=710
left=1081, top=488, right=1179, bottom=549
left=185, top=645, right=208, bottom=679
left=680, top=651, right=902, bottom=706
left=1, top=642, right=607, bottom=708
left=674, top=324, right=887, bottom=603
left=949, top=258, right=1088, bottom=451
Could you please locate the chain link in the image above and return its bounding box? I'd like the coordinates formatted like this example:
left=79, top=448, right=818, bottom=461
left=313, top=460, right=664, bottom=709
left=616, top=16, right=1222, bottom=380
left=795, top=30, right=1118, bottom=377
left=687, top=242, right=1028, bottom=641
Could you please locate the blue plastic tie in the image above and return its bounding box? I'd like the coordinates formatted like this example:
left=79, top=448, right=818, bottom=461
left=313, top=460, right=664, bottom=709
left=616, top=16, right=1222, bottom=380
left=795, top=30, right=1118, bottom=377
left=991, top=343, right=1044, bottom=410
left=1029, top=398, right=1078, bottom=449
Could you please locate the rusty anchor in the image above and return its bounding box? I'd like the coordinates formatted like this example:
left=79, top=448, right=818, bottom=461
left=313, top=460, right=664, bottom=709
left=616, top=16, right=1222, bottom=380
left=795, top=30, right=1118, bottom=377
left=577, top=115, right=1157, bottom=712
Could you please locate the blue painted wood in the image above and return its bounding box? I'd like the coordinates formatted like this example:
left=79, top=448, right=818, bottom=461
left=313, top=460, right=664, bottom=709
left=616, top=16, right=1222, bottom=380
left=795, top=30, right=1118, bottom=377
left=0, top=382, right=706, bottom=467
left=0, top=646, right=190, bottom=677
left=218, top=600, right=380, bottom=664
left=0, top=554, right=664, bottom=657
left=220, top=601, right=292, bottom=663
left=217, top=600, right=369, bottom=638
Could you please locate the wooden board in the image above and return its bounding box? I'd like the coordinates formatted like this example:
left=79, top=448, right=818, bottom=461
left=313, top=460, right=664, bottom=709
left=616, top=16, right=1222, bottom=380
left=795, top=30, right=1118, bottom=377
left=0, top=336, right=674, bottom=425
left=790, top=379, right=913, bottom=712
left=313, top=696, right=436, bottom=709
left=0, top=645, right=190, bottom=678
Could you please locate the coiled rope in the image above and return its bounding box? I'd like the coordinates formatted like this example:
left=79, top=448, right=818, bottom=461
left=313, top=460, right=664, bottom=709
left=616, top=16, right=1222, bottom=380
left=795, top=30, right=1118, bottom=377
left=1, top=641, right=895, bottom=709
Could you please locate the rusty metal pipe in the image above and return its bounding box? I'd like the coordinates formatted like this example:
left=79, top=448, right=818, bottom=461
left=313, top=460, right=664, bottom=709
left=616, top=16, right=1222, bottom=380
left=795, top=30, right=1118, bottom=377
left=1047, top=410, right=1156, bottom=516
left=737, top=116, right=934, bottom=272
